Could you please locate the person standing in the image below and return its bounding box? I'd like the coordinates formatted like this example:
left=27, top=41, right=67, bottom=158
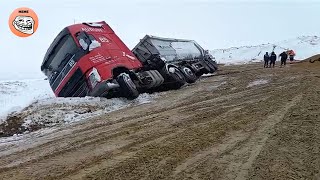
left=263, top=52, right=270, bottom=68
left=279, top=51, right=288, bottom=67
left=269, top=51, right=277, bottom=68
left=288, top=50, right=295, bottom=62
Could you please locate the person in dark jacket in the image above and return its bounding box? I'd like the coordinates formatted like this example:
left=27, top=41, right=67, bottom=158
left=279, top=51, right=288, bottom=67
left=263, top=52, right=270, bottom=68
left=269, top=51, right=277, bottom=68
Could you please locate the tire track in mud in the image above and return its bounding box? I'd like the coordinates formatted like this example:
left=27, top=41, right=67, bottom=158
left=61, top=91, right=253, bottom=179
left=0, top=62, right=317, bottom=180
left=173, top=130, right=250, bottom=176
left=0, top=75, right=232, bottom=179
left=168, top=93, right=302, bottom=179
left=85, top=72, right=298, bottom=179
left=248, top=73, right=320, bottom=179
left=63, top=82, right=261, bottom=179
left=0, top=92, right=187, bottom=166
left=0, top=65, right=288, bottom=179
left=58, top=82, right=255, bottom=179
left=0, top=97, right=183, bottom=169
left=234, top=94, right=303, bottom=180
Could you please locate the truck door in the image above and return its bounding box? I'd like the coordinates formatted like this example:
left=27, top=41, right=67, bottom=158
left=75, top=31, right=103, bottom=70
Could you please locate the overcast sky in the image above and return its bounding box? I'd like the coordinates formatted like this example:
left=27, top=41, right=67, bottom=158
left=0, top=0, right=319, bottom=80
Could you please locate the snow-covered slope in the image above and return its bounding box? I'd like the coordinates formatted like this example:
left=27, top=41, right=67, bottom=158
left=0, top=78, right=158, bottom=137
left=211, top=36, right=320, bottom=64
left=0, top=93, right=156, bottom=137
left=0, top=79, right=54, bottom=117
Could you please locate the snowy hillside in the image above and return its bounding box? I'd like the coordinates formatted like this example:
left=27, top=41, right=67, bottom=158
left=211, top=36, right=320, bottom=64
left=0, top=80, right=157, bottom=138
left=0, top=79, right=157, bottom=137
left=0, top=79, right=54, bottom=117
left=0, top=93, right=156, bottom=137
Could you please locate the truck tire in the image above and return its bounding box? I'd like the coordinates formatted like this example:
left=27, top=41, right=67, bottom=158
left=149, top=70, right=164, bottom=87
left=181, top=66, right=197, bottom=83
left=204, top=59, right=218, bottom=73
left=210, top=60, right=218, bottom=70
left=167, top=66, right=186, bottom=89
left=117, top=73, right=139, bottom=99
left=199, top=61, right=212, bottom=74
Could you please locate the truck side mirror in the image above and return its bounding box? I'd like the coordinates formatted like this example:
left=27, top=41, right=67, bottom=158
left=89, top=40, right=101, bottom=51
left=77, top=31, right=92, bottom=51
left=79, top=39, right=89, bottom=51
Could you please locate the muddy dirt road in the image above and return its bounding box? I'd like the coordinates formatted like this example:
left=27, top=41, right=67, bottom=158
left=0, top=61, right=320, bottom=180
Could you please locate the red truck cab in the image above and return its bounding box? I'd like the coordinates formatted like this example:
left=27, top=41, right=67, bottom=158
left=41, top=21, right=153, bottom=98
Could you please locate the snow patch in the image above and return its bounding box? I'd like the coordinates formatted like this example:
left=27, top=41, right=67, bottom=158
left=202, top=73, right=217, bottom=77
left=0, top=93, right=157, bottom=138
left=206, top=81, right=227, bottom=91
left=247, top=79, right=269, bottom=88
left=0, top=79, right=53, bottom=120
left=211, top=35, right=320, bottom=65
left=23, top=93, right=157, bottom=127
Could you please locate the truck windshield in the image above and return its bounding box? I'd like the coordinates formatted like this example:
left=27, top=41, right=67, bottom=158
left=45, top=34, right=78, bottom=73
left=150, top=39, right=202, bottom=61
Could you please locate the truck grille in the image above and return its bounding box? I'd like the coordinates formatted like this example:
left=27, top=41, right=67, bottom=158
left=58, top=68, right=89, bottom=97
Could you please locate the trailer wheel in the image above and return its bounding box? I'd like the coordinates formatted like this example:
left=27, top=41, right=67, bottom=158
left=168, top=66, right=186, bottom=89
left=204, top=59, right=218, bottom=73
left=181, top=66, right=197, bottom=83
left=199, top=61, right=212, bottom=74
left=117, top=73, right=139, bottom=99
left=211, top=60, right=218, bottom=70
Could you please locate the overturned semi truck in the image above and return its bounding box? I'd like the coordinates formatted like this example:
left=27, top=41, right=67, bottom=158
left=41, top=21, right=218, bottom=99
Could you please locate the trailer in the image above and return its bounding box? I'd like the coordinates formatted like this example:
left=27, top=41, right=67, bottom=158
left=132, top=35, right=218, bottom=87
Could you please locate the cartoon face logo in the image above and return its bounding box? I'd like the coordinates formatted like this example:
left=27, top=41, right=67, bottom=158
left=9, top=7, right=38, bottom=37
left=12, top=16, right=35, bottom=34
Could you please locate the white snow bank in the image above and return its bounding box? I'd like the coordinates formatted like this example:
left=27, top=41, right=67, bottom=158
left=22, top=93, right=157, bottom=128
left=0, top=78, right=156, bottom=125
left=0, top=94, right=156, bottom=156
left=211, top=35, right=320, bottom=65
left=247, top=79, right=269, bottom=88
left=0, top=79, right=53, bottom=119
left=0, top=93, right=157, bottom=138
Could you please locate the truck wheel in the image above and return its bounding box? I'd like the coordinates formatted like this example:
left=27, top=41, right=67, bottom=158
left=200, top=61, right=212, bottom=74
left=117, top=73, right=139, bottom=99
left=168, top=66, right=186, bottom=89
left=149, top=70, right=164, bottom=87
left=211, top=60, right=218, bottom=70
left=204, top=59, right=218, bottom=73
left=181, top=66, right=197, bottom=83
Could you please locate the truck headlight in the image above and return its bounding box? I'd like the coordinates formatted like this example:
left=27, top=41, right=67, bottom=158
left=88, top=68, right=101, bottom=88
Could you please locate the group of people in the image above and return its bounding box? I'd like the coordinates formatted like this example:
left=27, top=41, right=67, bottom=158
left=263, top=50, right=295, bottom=68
